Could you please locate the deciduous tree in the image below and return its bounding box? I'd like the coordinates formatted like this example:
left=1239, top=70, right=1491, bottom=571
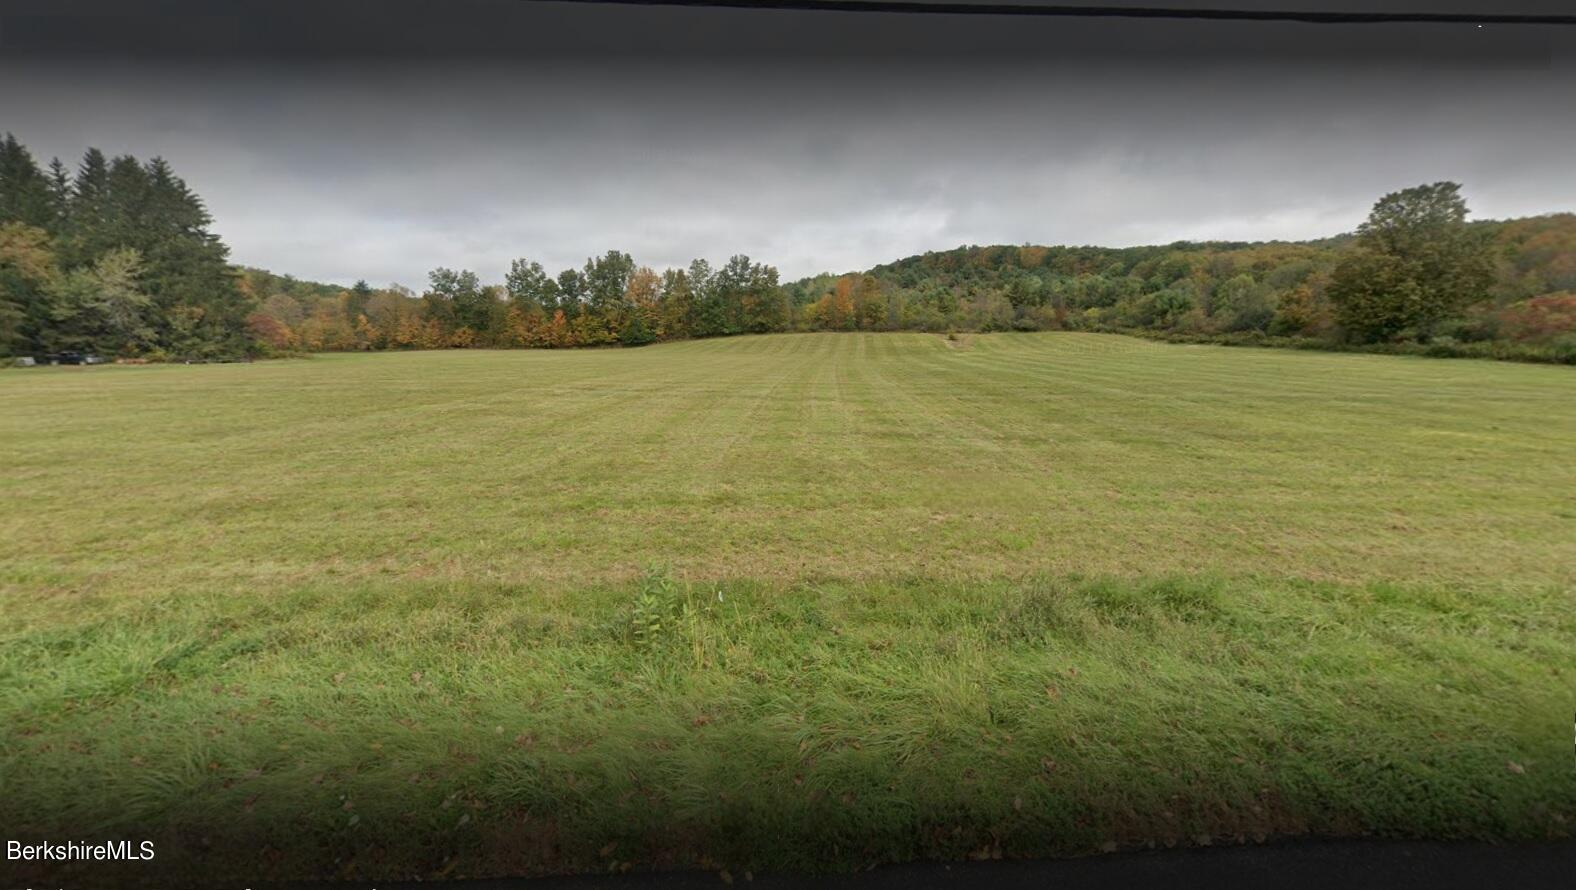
left=1329, top=182, right=1492, bottom=341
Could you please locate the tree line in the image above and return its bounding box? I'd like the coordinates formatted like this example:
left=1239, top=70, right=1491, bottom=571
left=4, top=131, right=1573, bottom=363
left=245, top=252, right=787, bottom=353
left=0, top=134, right=246, bottom=359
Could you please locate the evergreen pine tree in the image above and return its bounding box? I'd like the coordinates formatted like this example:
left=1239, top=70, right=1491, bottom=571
left=101, top=155, right=151, bottom=255
left=138, top=156, right=246, bottom=356
left=346, top=279, right=373, bottom=323
left=0, top=134, right=54, bottom=230
left=68, top=148, right=112, bottom=266
left=46, top=158, right=72, bottom=234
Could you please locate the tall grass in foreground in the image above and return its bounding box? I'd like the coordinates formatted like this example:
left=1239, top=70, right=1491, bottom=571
left=3, top=572, right=1571, bottom=885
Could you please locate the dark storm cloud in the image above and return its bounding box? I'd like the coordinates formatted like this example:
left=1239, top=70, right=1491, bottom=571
left=1, top=1, right=1572, bottom=286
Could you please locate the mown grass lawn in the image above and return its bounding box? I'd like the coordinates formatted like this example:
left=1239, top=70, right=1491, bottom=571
left=2, top=332, right=1573, bottom=885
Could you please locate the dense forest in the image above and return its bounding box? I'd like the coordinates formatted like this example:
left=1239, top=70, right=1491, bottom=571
left=832, top=200, right=1575, bottom=361
left=3, top=133, right=1573, bottom=363
left=0, top=135, right=248, bottom=360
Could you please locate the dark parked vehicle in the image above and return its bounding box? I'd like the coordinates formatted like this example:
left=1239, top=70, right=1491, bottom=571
left=38, top=352, right=105, bottom=365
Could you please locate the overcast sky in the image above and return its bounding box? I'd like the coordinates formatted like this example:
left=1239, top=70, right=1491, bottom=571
left=2, top=1, right=1572, bottom=288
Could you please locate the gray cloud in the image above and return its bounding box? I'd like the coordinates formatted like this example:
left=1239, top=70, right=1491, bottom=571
left=2, top=2, right=1572, bottom=288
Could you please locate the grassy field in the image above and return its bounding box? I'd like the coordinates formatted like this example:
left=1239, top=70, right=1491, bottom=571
left=2, top=332, right=1573, bottom=885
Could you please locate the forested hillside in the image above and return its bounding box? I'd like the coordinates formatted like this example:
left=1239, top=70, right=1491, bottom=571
left=828, top=210, right=1574, bottom=360
left=3, top=132, right=1573, bottom=363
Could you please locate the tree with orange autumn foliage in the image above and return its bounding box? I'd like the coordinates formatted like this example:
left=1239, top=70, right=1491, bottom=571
left=245, top=311, right=295, bottom=351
